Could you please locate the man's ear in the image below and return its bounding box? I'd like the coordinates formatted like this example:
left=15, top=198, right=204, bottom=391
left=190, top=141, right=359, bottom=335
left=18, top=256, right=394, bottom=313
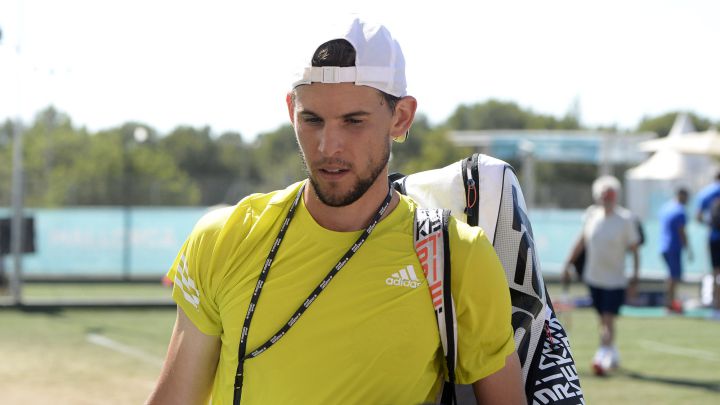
left=286, top=92, right=296, bottom=126
left=390, top=96, right=417, bottom=141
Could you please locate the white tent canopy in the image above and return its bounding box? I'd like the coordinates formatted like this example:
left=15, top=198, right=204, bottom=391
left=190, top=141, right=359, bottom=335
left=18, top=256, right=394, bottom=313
left=638, top=128, right=720, bottom=156
left=627, top=149, right=708, bottom=180
left=625, top=114, right=718, bottom=219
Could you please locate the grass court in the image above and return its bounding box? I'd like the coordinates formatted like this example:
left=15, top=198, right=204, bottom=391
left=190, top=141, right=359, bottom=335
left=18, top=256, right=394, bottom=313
left=0, top=282, right=718, bottom=404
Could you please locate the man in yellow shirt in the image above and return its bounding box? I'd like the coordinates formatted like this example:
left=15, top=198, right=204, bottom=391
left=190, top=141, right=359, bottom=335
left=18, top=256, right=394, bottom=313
left=147, top=18, right=525, bottom=405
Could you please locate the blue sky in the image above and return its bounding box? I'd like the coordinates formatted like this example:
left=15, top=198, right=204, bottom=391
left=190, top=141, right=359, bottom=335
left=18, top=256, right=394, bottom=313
left=1, top=0, right=718, bottom=140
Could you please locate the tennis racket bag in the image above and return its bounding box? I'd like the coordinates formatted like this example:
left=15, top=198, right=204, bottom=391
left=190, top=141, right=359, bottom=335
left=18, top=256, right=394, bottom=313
left=392, top=153, right=584, bottom=405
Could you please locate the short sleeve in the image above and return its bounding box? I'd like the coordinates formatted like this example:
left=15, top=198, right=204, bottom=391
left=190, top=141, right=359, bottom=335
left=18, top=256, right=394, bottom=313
left=580, top=206, right=594, bottom=236
left=698, top=191, right=711, bottom=212
left=167, top=208, right=231, bottom=336
left=625, top=216, right=641, bottom=248
left=677, top=210, right=687, bottom=228
left=450, top=219, right=515, bottom=384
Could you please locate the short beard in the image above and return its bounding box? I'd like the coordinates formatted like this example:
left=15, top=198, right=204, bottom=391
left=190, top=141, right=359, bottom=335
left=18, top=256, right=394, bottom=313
left=303, top=139, right=390, bottom=207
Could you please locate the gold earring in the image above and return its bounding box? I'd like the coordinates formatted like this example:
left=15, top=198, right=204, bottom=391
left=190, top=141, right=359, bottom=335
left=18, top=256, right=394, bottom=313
left=393, top=130, right=410, bottom=143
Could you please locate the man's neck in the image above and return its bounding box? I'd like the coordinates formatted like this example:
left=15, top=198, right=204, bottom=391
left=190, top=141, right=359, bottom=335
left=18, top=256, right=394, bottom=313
left=603, top=204, right=615, bottom=215
left=303, top=180, right=399, bottom=232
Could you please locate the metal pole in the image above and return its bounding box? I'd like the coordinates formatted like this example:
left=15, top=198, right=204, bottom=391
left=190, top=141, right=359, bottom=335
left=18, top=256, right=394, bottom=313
left=123, top=198, right=131, bottom=280
left=599, top=133, right=613, bottom=176
left=122, top=136, right=131, bottom=280
left=10, top=121, right=24, bottom=305
left=519, top=140, right=536, bottom=210
left=9, top=3, right=25, bottom=305
left=121, top=127, right=146, bottom=280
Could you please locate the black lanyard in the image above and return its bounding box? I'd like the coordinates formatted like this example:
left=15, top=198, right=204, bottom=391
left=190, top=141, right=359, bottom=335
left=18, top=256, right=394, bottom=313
left=233, top=182, right=393, bottom=404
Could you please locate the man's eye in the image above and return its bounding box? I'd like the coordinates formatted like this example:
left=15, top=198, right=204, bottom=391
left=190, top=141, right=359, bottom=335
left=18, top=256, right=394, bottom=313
left=303, top=117, right=322, bottom=124
left=346, top=118, right=363, bottom=125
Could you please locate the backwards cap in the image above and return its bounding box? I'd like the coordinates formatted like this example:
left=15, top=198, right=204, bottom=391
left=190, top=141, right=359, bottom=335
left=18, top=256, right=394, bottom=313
left=291, top=18, right=407, bottom=97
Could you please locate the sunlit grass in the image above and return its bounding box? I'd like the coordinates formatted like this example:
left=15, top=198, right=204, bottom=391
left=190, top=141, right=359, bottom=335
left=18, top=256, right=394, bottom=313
left=0, top=282, right=718, bottom=404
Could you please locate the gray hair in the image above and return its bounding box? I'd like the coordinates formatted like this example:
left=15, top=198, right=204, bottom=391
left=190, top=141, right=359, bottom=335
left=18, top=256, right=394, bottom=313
left=592, top=175, right=621, bottom=202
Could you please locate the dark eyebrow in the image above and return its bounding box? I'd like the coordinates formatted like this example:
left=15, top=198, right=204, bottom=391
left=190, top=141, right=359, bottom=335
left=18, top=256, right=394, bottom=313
left=298, top=110, right=321, bottom=119
left=298, top=109, right=372, bottom=120
left=341, top=111, right=371, bottom=119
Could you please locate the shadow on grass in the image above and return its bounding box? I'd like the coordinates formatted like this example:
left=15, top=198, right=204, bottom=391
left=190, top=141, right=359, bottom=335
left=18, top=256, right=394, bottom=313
left=17, top=305, right=64, bottom=316
left=618, top=368, right=720, bottom=393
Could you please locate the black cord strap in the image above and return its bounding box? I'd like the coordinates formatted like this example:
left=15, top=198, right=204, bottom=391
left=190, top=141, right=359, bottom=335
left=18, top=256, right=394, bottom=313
left=233, top=183, right=393, bottom=404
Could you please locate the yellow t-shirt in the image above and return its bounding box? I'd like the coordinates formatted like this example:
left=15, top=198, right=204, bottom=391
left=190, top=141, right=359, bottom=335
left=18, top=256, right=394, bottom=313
left=168, top=181, right=514, bottom=405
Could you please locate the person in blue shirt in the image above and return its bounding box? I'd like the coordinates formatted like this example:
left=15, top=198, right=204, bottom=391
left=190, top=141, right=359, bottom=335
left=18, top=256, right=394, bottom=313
left=659, top=188, right=691, bottom=313
left=696, top=172, right=720, bottom=318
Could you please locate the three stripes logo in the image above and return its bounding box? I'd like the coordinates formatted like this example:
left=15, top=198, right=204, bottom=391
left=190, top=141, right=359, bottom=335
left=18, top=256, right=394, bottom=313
left=386, top=265, right=423, bottom=289
left=174, top=254, right=200, bottom=309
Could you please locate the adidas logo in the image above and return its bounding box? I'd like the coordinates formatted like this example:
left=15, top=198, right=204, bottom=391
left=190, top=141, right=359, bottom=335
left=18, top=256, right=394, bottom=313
left=386, top=265, right=423, bottom=289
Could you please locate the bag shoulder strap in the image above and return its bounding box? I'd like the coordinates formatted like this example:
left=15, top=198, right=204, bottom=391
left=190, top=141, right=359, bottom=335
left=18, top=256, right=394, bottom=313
left=414, top=207, right=457, bottom=404
left=461, top=153, right=480, bottom=226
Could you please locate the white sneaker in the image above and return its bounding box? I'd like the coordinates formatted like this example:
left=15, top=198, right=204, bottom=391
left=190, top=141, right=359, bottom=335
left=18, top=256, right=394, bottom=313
left=592, top=347, right=607, bottom=363
left=592, top=347, right=611, bottom=375
left=609, top=346, right=620, bottom=369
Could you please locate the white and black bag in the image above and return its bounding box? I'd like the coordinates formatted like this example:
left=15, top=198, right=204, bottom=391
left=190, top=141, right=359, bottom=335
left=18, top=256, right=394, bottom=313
left=392, top=153, right=584, bottom=405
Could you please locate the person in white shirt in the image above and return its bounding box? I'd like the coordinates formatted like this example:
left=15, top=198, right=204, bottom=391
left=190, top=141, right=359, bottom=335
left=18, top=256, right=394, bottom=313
left=563, top=175, right=640, bottom=375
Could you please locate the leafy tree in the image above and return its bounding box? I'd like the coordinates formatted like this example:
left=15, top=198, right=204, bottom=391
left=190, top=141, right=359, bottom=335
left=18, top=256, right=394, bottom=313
left=396, top=125, right=472, bottom=175
left=1, top=119, right=14, bottom=147
left=216, top=131, right=262, bottom=203
left=389, top=113, right=430, bottom=174
left=252, top=124, right=304, bottom=191
left=0, top=109, right=200, bottom=207
left=637, top=111, right=713, bottom=137
left=3, top=104, right=718, bottom=209
left=19, top=107, right=89, bottom=206
left=126, top=139, right=201, bottom=205
left=446, top=99, right=581, bottom=131
left=0, top=119, right=18, bottom=206
left=160, top=125, right=230, bottom=205
left=41, top=126, right=199, bottom=206
left=161, top=126, right=217, bottom=172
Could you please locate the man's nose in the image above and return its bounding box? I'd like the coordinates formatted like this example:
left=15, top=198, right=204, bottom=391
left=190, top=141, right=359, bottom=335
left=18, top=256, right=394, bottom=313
left=318, top=125, right=344, bottom=156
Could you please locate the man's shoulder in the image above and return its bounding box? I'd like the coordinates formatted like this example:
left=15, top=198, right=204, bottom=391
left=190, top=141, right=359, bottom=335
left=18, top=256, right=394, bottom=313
left=240, top=181, right=305, bottom=211
left=671, top=202, right=687, bottom=217
left=698, top=182, right=720, bottom=203
left=192, top=182, right=304, bottom=237
left=706, top=181, right=720, bottom=192
left=193, top=205, right=237, bottom=235
left=614, top=205, right=637, bottom=222
left=583, top=204, right=603, bottom=219
left=659, top=201, right=682, bottom=218
left=709, top=184, right=720, bottom=199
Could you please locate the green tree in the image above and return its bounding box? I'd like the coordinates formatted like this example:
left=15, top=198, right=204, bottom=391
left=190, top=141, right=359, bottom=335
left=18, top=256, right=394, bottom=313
left=389, top=113, right=430, bottom=174
left=4, top=108, right=200, bottom=207
left=412, top=126, right=472, bottom=173
left=8, top=103, right=718, bottom=209
left=637, top=112, right=713, bottom=137
left=20, top=108, right=90, bottom=206
left=160, top=125, right=230, bottom=205
left=0, top=119, right=18, bottom=206
left=446, top=99, right=581, bottom=131
left=216, top=131, right=262, bottom=203
left=252, top=125, right=304, bottom=191
left=42, top=125, right=199, bottom=206
left=126, top=139, right=201, bottom=205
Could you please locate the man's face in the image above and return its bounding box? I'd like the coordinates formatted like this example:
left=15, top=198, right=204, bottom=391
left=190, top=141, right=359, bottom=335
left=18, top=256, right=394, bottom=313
left=678, top=191, right=689, bottom=205
left=600, top=188, right=617, bottom=207
left=287, top=83, right=396, bottom=207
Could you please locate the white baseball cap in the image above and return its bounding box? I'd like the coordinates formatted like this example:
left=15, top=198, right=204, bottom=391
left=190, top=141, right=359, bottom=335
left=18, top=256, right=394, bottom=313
left=291, top=18, right=407, bottom=97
